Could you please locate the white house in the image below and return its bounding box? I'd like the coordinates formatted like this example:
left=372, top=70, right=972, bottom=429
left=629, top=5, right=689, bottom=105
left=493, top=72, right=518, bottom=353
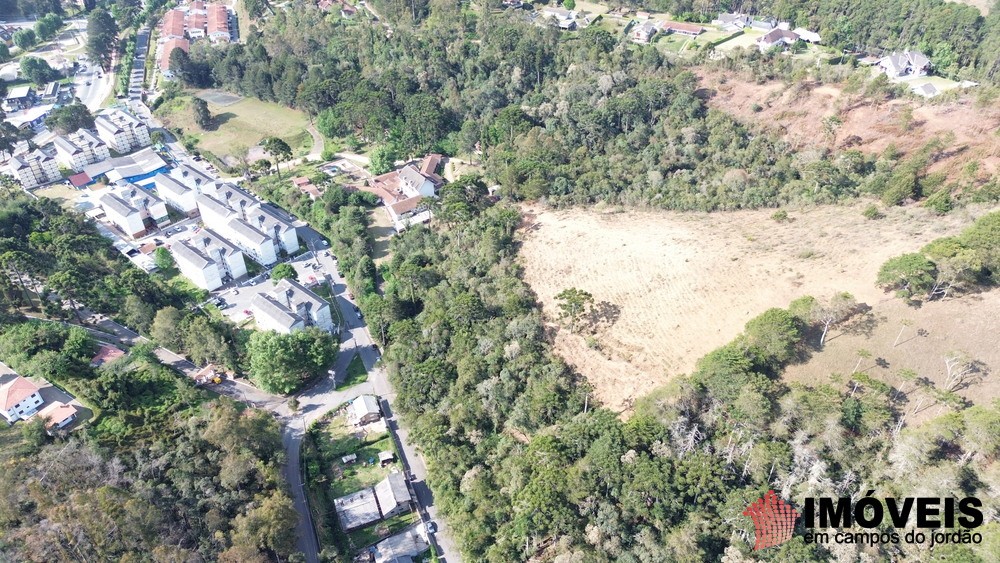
left=8, top=149, right=60, bottom=188
left=95, top=109, right=152, bottom=153
left=250, top=278, right=334, bottom=334
left=792, top=27, right=821, bottom=43
left=878, top=50, right=931, bottom=79
left=53, top=130, right=111, bottom=172
left=757, top=28, right=800, bottom=51
left=153, top=172, right=199, bottom=216
left=0, top=371, right=43, bottom=424
left=171, top=229, right=248, bottom=290
left=631, top=21, right=658, bottom=44
left=99, top=182, right=171, bottom=239
left=351, top=394, right=381, bottom=425
left=170, top=163, right=215, bottom=192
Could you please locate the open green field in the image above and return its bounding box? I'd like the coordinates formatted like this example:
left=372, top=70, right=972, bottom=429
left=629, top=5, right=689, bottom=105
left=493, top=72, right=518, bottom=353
left=713, top=29, right=765, bottom=51
left=156, top=91, right=312, bottom=163
left=342, top=353, right=369, bottom=388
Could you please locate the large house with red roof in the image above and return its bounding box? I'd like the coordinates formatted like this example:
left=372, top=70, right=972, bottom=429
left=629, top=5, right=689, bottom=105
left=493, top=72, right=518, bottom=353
left=365, top=154, right=444, bottom=231
left=1, top=371, right=43, bottom=424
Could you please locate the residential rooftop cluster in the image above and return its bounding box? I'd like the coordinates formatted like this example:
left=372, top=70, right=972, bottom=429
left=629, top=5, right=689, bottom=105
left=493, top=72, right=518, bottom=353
left=157, top=0, right=235, bottom=75
left=358, top=154, right=444, bottom=232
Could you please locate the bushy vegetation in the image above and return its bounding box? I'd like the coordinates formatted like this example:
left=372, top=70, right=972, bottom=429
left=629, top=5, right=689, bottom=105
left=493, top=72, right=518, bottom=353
left=878, top=210, right=1000, bottom=300
left=0, top=321, right=296, bottom=561
left=246, top=328, right=338, bottom=393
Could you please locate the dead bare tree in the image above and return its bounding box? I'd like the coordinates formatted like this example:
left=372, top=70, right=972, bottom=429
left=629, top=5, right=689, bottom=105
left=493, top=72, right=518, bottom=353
left=892, top=319, right=913, bottom=347
left=943, top=353, right=983, bottom=392
left=813, top=292, right=859, bottom=347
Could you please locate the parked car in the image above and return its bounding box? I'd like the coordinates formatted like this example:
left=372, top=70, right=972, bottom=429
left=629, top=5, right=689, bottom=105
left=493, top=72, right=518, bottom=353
left=426, top=522, right=437, bottom=534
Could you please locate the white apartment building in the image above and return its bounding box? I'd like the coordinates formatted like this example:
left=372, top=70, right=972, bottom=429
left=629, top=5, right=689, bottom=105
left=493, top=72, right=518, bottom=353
left=251, top=278, right=334, bottom=334
left=194, top=182, right=298, bottom=265
left=171, top=228, right=247, bottom=290
left=53, top=129, right=111, bottom=172
left=99, top=182, right=171, bottom=239
left=0, top=372, right=43, bottom=424
left=153, top=172, right=200, bottom=216
left=8, top=149, right=60, bottom=188
left=95, top=109, right=152, bottom=154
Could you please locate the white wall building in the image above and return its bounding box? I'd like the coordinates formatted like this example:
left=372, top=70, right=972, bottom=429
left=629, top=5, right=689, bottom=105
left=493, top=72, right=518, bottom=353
left=8, top=149, right=60, bottom=188
left=250, top=278, right=334, bottom=334
left=53, top=130, right=111, bottom=172
left=171, top=228, right=247, bottom=290
left=95, top=109, right=152, bottom=154
left=194, top=182, right=298, bottom=266
left=153, top=172, right=200, bottom=216
left=0, top=372, right=44, bottom=424
left=99, top=182, right=171, bottom=239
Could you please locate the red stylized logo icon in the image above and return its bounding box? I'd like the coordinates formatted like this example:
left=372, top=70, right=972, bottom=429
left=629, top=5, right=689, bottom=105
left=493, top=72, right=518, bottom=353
left=743, top=490, right=800, bottom=550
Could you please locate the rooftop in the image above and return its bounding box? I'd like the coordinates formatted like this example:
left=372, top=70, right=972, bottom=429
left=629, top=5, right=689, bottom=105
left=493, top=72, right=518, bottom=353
left=83, top=147, right=167, bottom=181
left=90, top=344, right=125, bottom=367
left=37, top=401, right=77, bottom=428
left=0, top=372, right=39, bottom=411
left=334, top=487, right=382, bottom=530
left=374, top=472, right=411, bottom=516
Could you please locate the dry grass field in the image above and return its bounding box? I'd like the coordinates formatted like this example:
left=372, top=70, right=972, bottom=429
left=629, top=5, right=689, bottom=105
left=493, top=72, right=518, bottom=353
left=518, top=202, right=998, bottom=414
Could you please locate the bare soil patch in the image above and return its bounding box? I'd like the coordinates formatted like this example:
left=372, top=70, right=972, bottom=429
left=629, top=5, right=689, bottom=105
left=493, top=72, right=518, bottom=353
left=696, top=70, right=1000, bottom=182
left=784, top=291, right=1000, bottom=427
left=518, top=203, right=996, bottom=414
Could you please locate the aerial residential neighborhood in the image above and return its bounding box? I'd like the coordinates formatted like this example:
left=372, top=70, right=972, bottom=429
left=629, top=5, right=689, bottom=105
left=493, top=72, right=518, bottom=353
left=0, top=0, right=998, bottom=562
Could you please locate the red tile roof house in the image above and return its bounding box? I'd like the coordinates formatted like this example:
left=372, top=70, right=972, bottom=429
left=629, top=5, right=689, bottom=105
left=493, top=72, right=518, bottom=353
left=160, top=9, right=186, bottom=40
left=90, top=343, right=126, bottom=367
left=1, top=371, right=44, bottom=424
left=160, top=37, right=191, bottom=73
left=38, top=401, right=78, bottom=432
left=207, top=4, right=231, bottom=43
left=291, top=176, right=322, bottom=200
left=363, top=154, right=444, bottom=231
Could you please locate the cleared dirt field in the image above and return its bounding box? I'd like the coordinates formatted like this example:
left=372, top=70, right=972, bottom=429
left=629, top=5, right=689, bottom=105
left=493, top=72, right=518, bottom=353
left=518, top=202, right=996, bottom=413
left=696, top=71, right=1000, bottom=182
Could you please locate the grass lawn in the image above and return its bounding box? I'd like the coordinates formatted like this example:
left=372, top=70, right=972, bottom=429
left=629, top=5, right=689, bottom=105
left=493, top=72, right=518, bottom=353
left=348, top=512, right=418, bottom=550
left=155, top=91, right=311, bottom=163
left=0, top=420, right=32, bottom=463
left=159, top=267, right=210, bottom=303
left=713, top=29, right=765, bottom=51
left=342, top=353, right=369, bottom=389
left=312, top=283, right=346, bottom=328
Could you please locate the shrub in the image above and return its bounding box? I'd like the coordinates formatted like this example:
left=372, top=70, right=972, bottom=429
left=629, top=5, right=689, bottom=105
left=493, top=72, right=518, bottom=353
left=863, top=204, right=883, bottom=220
left=771, top=209, right=789, bottom=222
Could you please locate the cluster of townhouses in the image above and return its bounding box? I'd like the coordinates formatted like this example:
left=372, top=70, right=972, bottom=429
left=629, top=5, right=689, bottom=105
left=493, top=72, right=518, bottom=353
left=157, top=0, right=234, bottom=75
left=1, top=362, right=78, bottom=433
left=6, top=109, right=153, bottom=189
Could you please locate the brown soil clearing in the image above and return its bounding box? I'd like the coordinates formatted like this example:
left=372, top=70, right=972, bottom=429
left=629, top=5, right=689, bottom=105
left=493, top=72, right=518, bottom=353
left=518, top=202, right=997, bottom=414
left=696, top=71, right=1000, bottom=182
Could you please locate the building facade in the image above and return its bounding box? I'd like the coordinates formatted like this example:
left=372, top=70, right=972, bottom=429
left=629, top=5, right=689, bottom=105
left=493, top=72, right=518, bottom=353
left=99, top=182, right=171, bottom=239
left=8, top=149, right=60, bottom=188
left=53, top=130, right=111, bottom=172
left=250, top=278, right=334, bottom=334
left=0, top=374, right=43, bottom=424
left=95, top=110, right=152, bottom=153
left=171, top=229, right=248, bottom=290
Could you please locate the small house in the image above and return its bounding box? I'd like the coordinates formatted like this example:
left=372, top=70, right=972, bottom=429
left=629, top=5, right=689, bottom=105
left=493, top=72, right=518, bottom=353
left=757, top=28, right=799, bottom=52
left=342, top=453, right=358, bottom=465
left=878, top=50, right=931, bottom=79
left=374, top=472, right=413, bottom=519
left=0, top=373, right=43, bottom=424
left=351, top=394, right=381, bottom=425
left=630, top=21, right=658, bottom=44
left=38, top=401, right=78, bottom=432
left=378, top=450, right=395, bottom=466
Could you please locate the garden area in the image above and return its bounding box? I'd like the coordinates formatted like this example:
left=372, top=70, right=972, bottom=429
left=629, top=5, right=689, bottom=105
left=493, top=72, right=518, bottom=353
left=302, top=405, right=404, bottom=554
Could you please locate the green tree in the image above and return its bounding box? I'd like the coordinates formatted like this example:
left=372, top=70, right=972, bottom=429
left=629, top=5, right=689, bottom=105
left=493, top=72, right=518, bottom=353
left=0, top=43, right=11, bottom=63
left=192, top=97, right=212, bottom=130
left=563, top=0, right=575, bottom=8
left=19, top=57, right=59, bottom=86
left=153, top=247, right=174, bottom=270
left=270, top=263, right=296, bottom=282
left=44, top=103, right=94, bottom=134
left=368, top=143, right=397, bottom=175
left=260, top=137, right=292, bottom=180
left=876, top=253, right=937, bottom=299
left=554, top=287, right=594, bottom=329
left=150, top=306, right=185, bottom=351
left=742, top=308, right=800, bottom=368
left=86, top=9, right=118, bottom=70
left=34, top=13, right=63, bottom=41
left=13, top=28, right=36, bottom=50
left=247, top=328, right=338, bottom=394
